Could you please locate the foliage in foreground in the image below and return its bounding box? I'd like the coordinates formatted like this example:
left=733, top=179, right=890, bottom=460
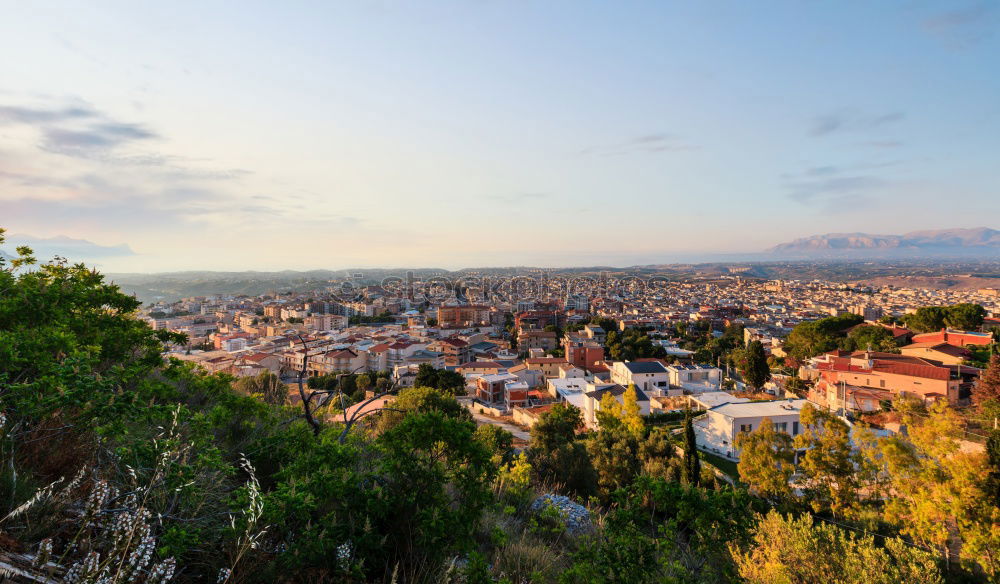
left=1, top=230, right=998, bottom=583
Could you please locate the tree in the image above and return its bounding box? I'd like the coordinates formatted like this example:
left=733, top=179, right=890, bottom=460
left=475, top=423, right=515, bottom=467
left=530, top=402, right=582, bottom=451
left=355, top=372, right=373, bottom=394
left=526, top=404, right=597, bottom=497
left=267, top=412, right=495, bottom=581
left=587, top=386, right=649, bottom=497
left=412, top=363, right=466, bottom=395
left=973, top=353, right=1000, bottom=409
left=604, top=328, right=664, bottom=361
left=735, top=340, right=771, bottom=391
left=0, top=228, right=295, bottom=580
left=235, top=370, right=288, bottom=406
left=639, top=427, right=679, bottom=482
left=793, top=403, right=859, bottom=516
left=904, top=306, right=949, bottom=333
left=595, top=385, right=644, bottom=435
left=588, top=419, right=641, bottom=498
left=435, top=369, right=467, bottom=394
left=945, top=303, right=987, bottom=331
left=845, top=324, right=899, bottom=353
left=734, top=418, right=795, bottom=500
left=378, top=386, right=470, bottom=431
left=784, top=321, right=838, bottom=360
left=878, top=401, right=999, bottom=573
left=682, top=408, right=701, bottom=486
left=733, top=510, right=943, bottom=584
left=414, top=362, right=438, bottom=388
left=563, top=476, right=762, bottom=583
left=784, top=313, right=864, bottom=360
left=987, top=429, right=1000, bottom=508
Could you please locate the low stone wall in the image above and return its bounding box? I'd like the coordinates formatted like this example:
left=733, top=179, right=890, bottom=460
left=465, top=400, right=506, bottom=417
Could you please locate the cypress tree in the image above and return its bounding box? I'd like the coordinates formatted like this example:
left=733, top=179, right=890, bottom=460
left=683, top=408, right=701, bottom=486
left=741, top=340, right=772, bottom=391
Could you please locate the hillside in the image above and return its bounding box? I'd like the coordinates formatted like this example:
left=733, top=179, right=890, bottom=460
left=769, top=227, right=1000, bottom=256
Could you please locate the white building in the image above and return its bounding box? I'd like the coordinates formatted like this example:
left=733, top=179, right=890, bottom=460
left=221, top=337, right=248, bottom=352
left=693, top=398, right=807, bottom=461
left=582, top=383, right=652, bottom=429
left=610, top=361, right=670, bottom=395
left=667, top=364, right=723, bottom=393
left=688, top=391, right=749, bottom=411
left=548, top=376, right=589, bottom=400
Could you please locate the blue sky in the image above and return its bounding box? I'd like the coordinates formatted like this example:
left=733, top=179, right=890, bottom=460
left=1, top=1, right=998, bottom=271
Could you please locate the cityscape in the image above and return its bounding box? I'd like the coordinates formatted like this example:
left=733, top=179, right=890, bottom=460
left=3, top=2, right=1000, bottom=583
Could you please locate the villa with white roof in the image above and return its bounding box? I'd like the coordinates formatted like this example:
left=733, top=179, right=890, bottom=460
left=694, top=398, right=807, bottom=461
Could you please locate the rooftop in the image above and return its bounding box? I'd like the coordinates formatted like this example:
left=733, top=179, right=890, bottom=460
left=622, top=361, right=668, bottom=374
left=709, top=398, right=807, bottom=419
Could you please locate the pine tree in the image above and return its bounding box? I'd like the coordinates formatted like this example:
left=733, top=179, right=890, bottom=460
left=987, top=429, right=1000, bottom=508
left=739, top=340, right=772, bottom=392
left=973, top=353, right=1000, bottom=408
left=734, top=418, right=795, bottom=499
left=683, top=408, right=701, bottom=486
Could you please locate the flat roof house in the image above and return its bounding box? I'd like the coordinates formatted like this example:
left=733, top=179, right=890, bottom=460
left=694, top=398, right=807, bottom=461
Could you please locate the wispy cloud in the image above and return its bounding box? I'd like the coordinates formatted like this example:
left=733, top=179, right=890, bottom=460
left=788, top=175, right=887, bottom=204
left=923, top=2, right=997, bottom=48
left=782, top=162, right=899, bottom=210
left=809, top=109, right=905, bottom=137
left=0, top=104, right=96, bottom=124
left=0, top=102, right=158, bottom=155
left=581, top=133, right=696, bottom=156
left=0, top=95, right=305, bottom=235
left=3, top=233, right=135, bottom=259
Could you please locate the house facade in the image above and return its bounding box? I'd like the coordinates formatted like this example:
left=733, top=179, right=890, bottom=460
left=694, top=399, right=807, bottom=460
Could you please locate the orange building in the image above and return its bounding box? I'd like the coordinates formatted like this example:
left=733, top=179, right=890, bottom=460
left=812, top=351, right=964, bottom=404
left=911, top=328, right=993, bottom=347
left=437, top=305, right=491, bottom=328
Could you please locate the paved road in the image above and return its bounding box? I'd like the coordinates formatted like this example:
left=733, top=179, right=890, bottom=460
left=469, top=410, right=532, bottom=441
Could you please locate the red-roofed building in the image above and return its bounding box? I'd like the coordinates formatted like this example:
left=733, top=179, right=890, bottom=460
left=899, top=342, right=971, bottom=365
left=428, top=337, right=472, bottom=366
left=563, top=334, right=605, bottom=369
left=457, top=361, right=506, bottom=375
left=312, top=348, right=365, bottom=376
left=514, top=310, right=565, bottom=331
left=524, top=357, right=571, bottom=378
left=811, top=350, right=965, bottom=404
left=911, top=328, right=993, bottom=347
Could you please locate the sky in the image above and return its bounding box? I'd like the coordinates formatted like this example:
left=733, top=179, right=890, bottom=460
left=1, top=0, right=998, bottom=272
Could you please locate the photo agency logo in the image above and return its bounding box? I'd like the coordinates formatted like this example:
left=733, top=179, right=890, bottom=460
left=326, top=271, right=674, bottom=304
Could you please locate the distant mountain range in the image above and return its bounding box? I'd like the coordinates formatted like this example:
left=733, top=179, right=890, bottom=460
left=767, top=227, right=1000, bottom=256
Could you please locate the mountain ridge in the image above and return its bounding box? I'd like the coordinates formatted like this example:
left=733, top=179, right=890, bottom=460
left=768, top=227, right=1000, bottom=253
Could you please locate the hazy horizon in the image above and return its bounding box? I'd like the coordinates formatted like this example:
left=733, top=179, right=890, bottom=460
left=2, top=1, right=999, bottom=271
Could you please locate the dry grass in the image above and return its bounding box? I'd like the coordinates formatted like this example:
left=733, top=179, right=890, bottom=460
left=490, top=530, right=566, bottom=584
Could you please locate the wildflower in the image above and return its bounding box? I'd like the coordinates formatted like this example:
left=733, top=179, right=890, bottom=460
left=336, top=541, right=353, bottom=571
left=32, top=538, right=53, bottom=568
left=148, top=557, right=177, bottom=584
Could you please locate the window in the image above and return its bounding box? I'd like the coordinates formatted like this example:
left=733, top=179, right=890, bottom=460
left=880, top=379, right=885, bottom=388
left=739, top=424, right=753, bottom=433
left=774, top=422, right=788, bottom=433
left=792, top=421, right=799, bottom=435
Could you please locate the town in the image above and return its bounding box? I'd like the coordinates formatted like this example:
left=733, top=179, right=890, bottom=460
left=145, top=272, right=1000, bottom=456
left=4, top=1, right=1000, bottom=580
